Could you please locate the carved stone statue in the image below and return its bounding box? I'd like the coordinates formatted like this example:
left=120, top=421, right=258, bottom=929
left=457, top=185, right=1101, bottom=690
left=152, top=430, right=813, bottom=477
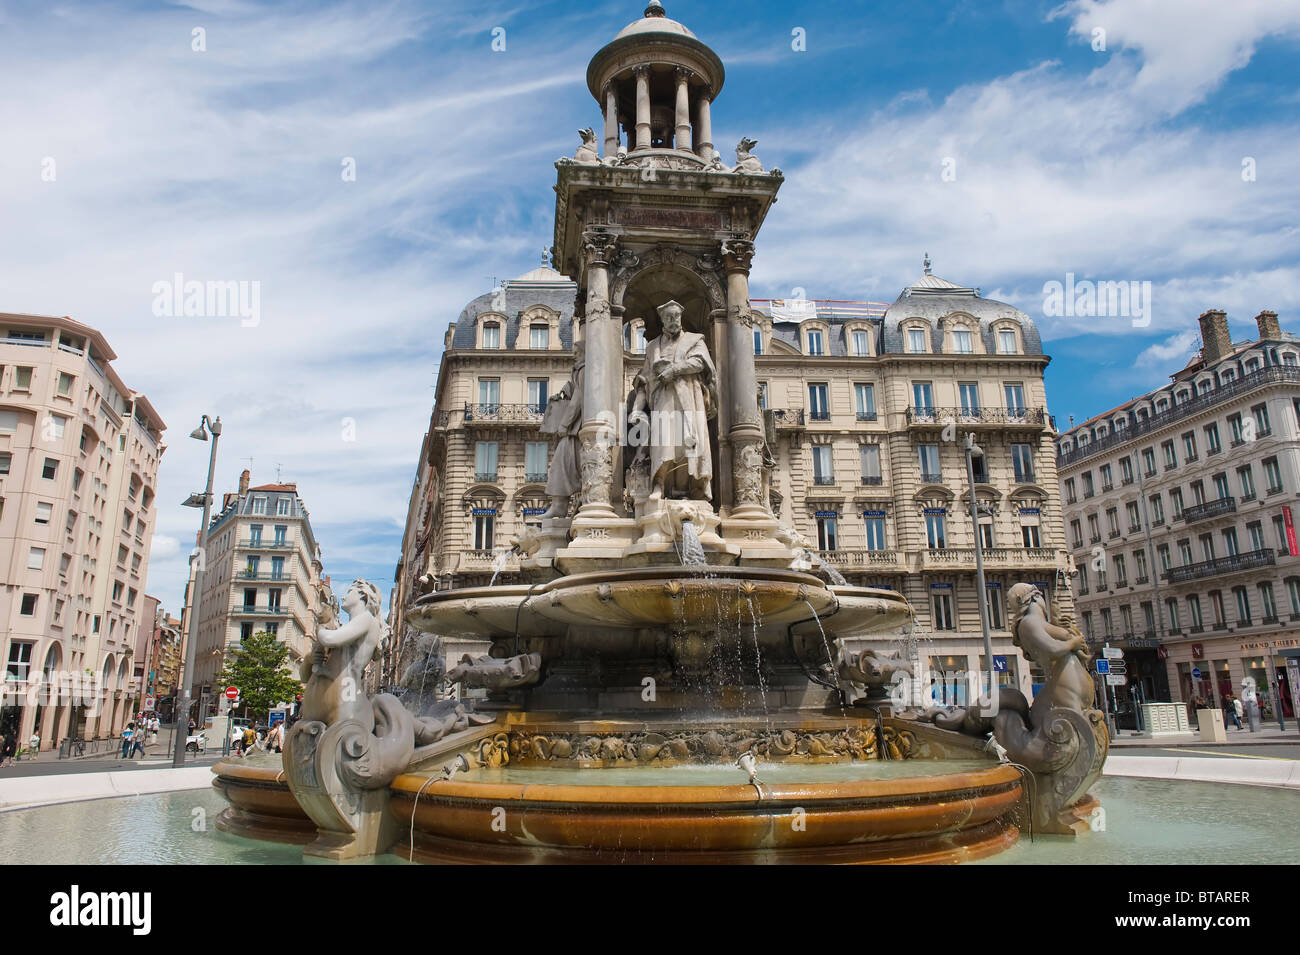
left=733, top=137, right=763, bottom=174
left=541, top=339, right=584, bottom=518
left=836, top=646, right=913, bottom=705
left=446, top=651, right=543, bottom=690
left=628, top=300, right=718, bottom=500
left=571, top=127, right=600, bottom=164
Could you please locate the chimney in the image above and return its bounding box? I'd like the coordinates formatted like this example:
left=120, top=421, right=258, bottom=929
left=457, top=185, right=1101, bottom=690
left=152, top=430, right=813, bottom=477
left=1198, top=309, right=1231, bottom=363
left=1256, top=310, right=1281, bottom=342
left=239, top=469, right=251, bottom=495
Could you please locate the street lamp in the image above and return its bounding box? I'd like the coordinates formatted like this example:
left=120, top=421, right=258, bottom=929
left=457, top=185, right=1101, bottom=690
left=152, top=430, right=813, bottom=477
left=171, top=414, right=222, bottom=768
left=963, top=433, right=996, bottom=713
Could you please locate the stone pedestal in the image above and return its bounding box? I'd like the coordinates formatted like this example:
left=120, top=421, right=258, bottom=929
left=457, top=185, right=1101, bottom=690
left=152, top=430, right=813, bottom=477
left=554, top=517, right=640, bottom=575
left=719, top=514, right=797, bottom=567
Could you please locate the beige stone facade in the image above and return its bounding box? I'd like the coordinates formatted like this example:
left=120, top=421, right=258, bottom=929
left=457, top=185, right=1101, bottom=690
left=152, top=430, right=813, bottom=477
left=1057, top=309, right=1300, bottom=727
left=0, top=312, right=166, bottom=748
left=191, top=471, right=328, bottom=716
left=390, top=267, right=1073, bottom=700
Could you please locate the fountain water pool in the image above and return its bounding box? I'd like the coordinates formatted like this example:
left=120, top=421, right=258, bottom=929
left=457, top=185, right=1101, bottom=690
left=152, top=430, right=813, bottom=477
left=5, top=777, right=1298, bottom=865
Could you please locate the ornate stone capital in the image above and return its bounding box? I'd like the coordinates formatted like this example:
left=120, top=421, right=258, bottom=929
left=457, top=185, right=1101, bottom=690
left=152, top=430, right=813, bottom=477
left=697, top=84, right=714, bottom=102
left=581, top=230, right=618, bottom=269
left=634, top=64, right=651, bottom=81
left=721, top=238, right=756, bottom=274
left=674, top=66, right=694, bottom=84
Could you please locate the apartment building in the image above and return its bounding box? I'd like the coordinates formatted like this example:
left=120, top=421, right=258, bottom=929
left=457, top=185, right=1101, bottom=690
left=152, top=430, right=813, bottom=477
left=135, top=594, right=181, bottom=719
left=190, top=469, right=328, bottom=716
left=390, top=264, right=1072, bottom=700
left=1057, top=309, right=1300, bottom=726
left=0, top=313, right=166, bottom=749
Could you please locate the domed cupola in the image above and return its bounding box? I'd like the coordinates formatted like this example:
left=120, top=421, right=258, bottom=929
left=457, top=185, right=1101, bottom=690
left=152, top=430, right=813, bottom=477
left=586, top=1, right=726, bottom=165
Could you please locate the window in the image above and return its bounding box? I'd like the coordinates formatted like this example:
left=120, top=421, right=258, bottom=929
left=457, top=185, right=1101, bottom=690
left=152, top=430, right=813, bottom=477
left=1113, top=554, right=1127, bottom=584
left=267, top=588, right=282, bottom=611
left=1259, top=582, right=1278, bottom=621
left=907, top=327, right=927, bottom=353
left=808, top=383, right=829, bottom=420
left=527, top=379, right=549, bottom=413
left=34, top=501, right=51, bottom=524
left=249, top=524, right=263, bottom=545
left=1120, top=457, right=1134, bottom=484
left=19, top=594, right=37, bottom=616
left=812, top=446, right=834, bottom=485
left=1213, top=473, right=1230, bottom=499
left=478, top=378, right=500, bottom=410
left=0, top=411, right=15, bottom=434
left=1135, top=549, right=1148, bottom=580
left=854, top=384, right=876, bottom=420
left=1251, top=402, right=1271, bottom=436
left=1238, top=465, right=1256, bottom=500
left=271, top=556, right=285, bottom=579
left=251, top=497, right=267, bottom=515
left=276, top=498, right=291, bottom=516
left=240, top=622, right=254, bottom=642
left=1187, top=595, right=1203, bottom=631
left=978, top=516, right=994, bottom=549
left=851, top=329, right=869, bottom=356
left=971, top=452, right=988, bottom=483
left=482, top=323, right=500, bottom=349
left=997, top=329, right=1016, bottom=354
left=1065, top=478, right=1076, bottom=504
left=1289, top=578, right=1300, bottom=614
left=530, top=324, right=549, bottom=349
left=986, top=586, right=1005, bottom=628
left=6, top=642, right=32, bottom=682
left=1088, top=514, right=1100, bottom=541
left=753, top=329, right=763, bottom=355
left=242, top=587, right=257, bottom=610
left=1004, top=383, right=1026, bottom=415
left=1170, top=487, right=1184, bottom=519
left=806, top=329, right=824, bottom=355
left=958, top=382, right=980, bottom=414
left=925, top=511, right=947, bottom=549
left=0, top=452, right=8, bottom=475
left=816, top=515, right=838, bottom=551
left=632, top=326, right=646, bottom=354
left=475, top=442, right=498, bottom=481
left=1082, top=472, right=1094, bottom=497
left=111, top=580, right=123, bottom=601
left=1011, top=444, right=1035, bottom=483
left=1264, top=457, right=1283, bottom=493
left=918, top=445, right=940, bottom=483
left=42, top=458, right=58, bottom=481
left=1099, top=464, right=1112, bottom=489
left=859, top=445, right=881, bottom=484
left=525, top=442, right=549, bottom=482
left=1157, top=544, right=1171, bottom=572
left=952, top=328, right=973, bottom=354
left=245, top=556, right=260, bottom=576
left=473, top=512, right=495, bottom=550
left=932, top=591, right=955, bottom=630
left=1182, top=432, right=1197, bottom=461
left=1021, top=522, right=1041, bottom=547
left=47, top=414, right=66, bottom=439
left=1166, top=599, right=1180, bottom=634
left=1149, top=494, right=1165, bottom=524
left=1204, top=422, right=1221, bottom=454
left=1228, top=413, right=1244, bottom=444
left=273, top=525, right=287, bottom=546
left=15, top=367, right=33, bottom=390
left=912, top=382, right=934, bottom=413
left=1234, top=586, right=1251, bottom=623
left=57, top=372, right=74, bottom=397
left=1141, top=448, right=1156, bottom=476
left=27, top=547, right=45, bottom=570
left=1106, top=507, right=1120, bottom=537
left=864, top=512, right=887, bottom=550
left=1275, top=515, right=1289, bottom=552
left=1070, top=519, right=1082, bottom=548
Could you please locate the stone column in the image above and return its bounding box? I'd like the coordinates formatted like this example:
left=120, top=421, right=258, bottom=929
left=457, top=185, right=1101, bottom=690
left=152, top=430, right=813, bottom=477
left=695, top=86, right=714, bottom=161
left=674, top=68, right=692, bottom=152
left=603, top=84, right=619, bottom=156
left=634, top=66, right=651, bottom=151
left=721, top=239, right=767, bottom=520
left=576, top=230, right=619, bottom=521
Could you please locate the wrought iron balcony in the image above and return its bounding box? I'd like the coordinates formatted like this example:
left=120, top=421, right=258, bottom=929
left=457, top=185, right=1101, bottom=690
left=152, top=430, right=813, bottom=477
left=812, top=474, right=836, bottom=486
left=856, top=411, right=878, bottom=422
left=906, top=406, right=1046, bottom=427
left=1182, top=496, right=1236, bottom=525
left=920, top=471, right=943, bottom=484
left=235, top=605, right=288, bottom=616
left=239, top=539, right=291, bottom=549
left=462, top=403, right=544, bottom=426
left=860, top=475, right=883, bottom=486
left=771, top=409, right=805, bottom=428
left=524, top=472, right=548, bottom=483
left=809, top=409, right=831, bottom=421
left=1163, top=547, right=1276, bottom=584
left=475, top=471, right=499, bottom=483
left=1057, top=365, right=1300, bottom=467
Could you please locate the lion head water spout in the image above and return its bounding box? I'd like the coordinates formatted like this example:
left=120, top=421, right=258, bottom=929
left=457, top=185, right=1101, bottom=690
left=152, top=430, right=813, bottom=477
left=678, top=519, right=707, bottom=566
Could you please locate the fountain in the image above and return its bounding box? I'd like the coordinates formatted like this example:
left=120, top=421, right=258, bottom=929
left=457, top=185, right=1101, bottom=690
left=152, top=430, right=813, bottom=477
left=212, top=2, right=1107, bottom=863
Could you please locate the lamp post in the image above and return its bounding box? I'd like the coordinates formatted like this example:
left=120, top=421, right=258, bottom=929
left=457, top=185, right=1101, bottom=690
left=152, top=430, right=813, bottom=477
left=171, top=415, right=222, bottom=768
left=963, top=433, right=996, bottom=712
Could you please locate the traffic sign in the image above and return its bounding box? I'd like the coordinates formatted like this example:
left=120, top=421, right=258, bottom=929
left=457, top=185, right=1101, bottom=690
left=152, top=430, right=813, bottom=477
left=1095, top=660, right=1111, bottom=675
left=1108, top=661, right=1127, bottom=674
left=143, top=696, right=155, bottom=710
left=225, top=686, right=240, bottom=700
left=1105, top=674, right=1128, bottom=686
left=1102, top=647, right=1124, bottom=660
left=1191, top=667, right=1202, bottom=680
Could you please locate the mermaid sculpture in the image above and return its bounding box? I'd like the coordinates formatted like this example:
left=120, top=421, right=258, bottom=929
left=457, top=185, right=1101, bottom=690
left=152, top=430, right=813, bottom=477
left=916, top=582, right=1107, bottom=834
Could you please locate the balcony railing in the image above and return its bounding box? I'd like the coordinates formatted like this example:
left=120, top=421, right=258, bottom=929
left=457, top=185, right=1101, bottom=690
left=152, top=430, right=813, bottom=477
left=1058, top=365, right=1300, bottom=466
left=1163, top=548, right=1276, bottom=584
left=812, top=475, right=836, bottom=486
left=524, top=472, right=548, bottom=483
left=461, top=403, right=544, bottom=425
left=1182, top=496, right=1236, bottom=525
left=475, top=472, right=498, bottom=483
left=239, top=538, right=291, bottom=549
left=921, top=547, right=1060, bottom=569
left=771, top=409, right=805, bottom=428
left=920, top=471, right=943, bottom=484
left=235, top=605, right=288, bottom=616
left=860, top=475, right=883, bottom=486
left=236, top=571, right=292, bottom=581
left=816, top=549, right=900, bottom=567
left=809, top=409, right=831, bottom=421
left=856, top=411, right=878, bottom=422
left=906, top=407, right=1046, bottom=427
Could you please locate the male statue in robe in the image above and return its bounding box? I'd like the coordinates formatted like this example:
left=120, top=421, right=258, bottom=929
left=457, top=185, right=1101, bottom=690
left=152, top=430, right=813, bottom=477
left=540, top=339, right=584, bottom=518
left=628, top=300, right=718, bottom=500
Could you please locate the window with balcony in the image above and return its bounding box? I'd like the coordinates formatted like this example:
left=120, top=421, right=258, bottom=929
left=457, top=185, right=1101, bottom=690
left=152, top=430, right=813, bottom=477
left=816, top=515, right=838, bottom=550
left=1248, top=521, right=1266, bottom=552
left=1021, top=522, right=1041, bottom=547
left=1204, top=422, right=1221, bottom=454
left=478, top=378, right=500, bottom=411
left=912, top=381, right=934, bottom=415
left=1004, top=383, right=1026, bottom=416
left=808, top=383, right=830, bottom=420
left=854, top=383, right=876, bottom=420
left=864, top=512, right=887, bottom=551
left=859, top=444, right=881, bottom=485
left=1213, top=473, right=1230, bottom=499
left=958, top=382, right=980, bottom=415
left=1179, top=541, right=1193, bottom=565
left=273, top=525, right=287, bottom=546
left=1199, top=533, right=1214, bottom=561
left=1264, top=457, right=1283, bottom=493
left=1238, top=465, right=1256, bottom=501
left=268, top=588, right=282, bottom=612
left=1222, top=527, right=1239, bottom=557
left=271, top=556, right=285, bottom=580
left=979, top=518, right=994, bottom=549
left=525, top=442, right=549, bottom=483
left=527, top=379, right=549, bottom=414
left=249, top=524, right=262, bottom=545
left=473, top=512, right=495, bottom=551
left=925, top=511, right=947, bottom=549
left=1190, top=480, right=1206, bottom=506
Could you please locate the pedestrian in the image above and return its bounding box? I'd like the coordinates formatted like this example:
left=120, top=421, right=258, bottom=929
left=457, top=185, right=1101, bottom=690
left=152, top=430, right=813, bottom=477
left=188, top=717, right=196, bottom=736
left=130, top=728, right=147, bottom=759
left=1229, top=694, right=1243, bottom=730
left=29, top=730, right=40, bottom=756
left=241, top=726, right=257, bottom=756
left=1, top=732, right=15, bottom=767
left=121, top=723, right=135, bottom=759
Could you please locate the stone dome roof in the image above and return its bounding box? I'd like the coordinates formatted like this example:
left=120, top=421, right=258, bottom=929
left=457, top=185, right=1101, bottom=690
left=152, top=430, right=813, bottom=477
left=614, top=2, right=697, bottom=40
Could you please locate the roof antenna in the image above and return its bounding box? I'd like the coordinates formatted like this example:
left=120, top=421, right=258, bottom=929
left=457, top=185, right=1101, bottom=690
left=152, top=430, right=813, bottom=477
left=922, top=252, right=931, bottom=276
left=542, top=246, right=549, bottom=268
left=275, top=462, right=283, bottom=483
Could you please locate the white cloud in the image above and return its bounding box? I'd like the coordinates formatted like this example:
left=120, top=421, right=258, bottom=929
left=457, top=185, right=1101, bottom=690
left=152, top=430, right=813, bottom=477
left=1135, top=329, right=1199, bottom=367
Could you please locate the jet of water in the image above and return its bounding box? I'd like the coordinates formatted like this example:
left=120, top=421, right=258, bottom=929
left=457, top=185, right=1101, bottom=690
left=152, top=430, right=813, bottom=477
left=678, top=520, right=707, bottom=566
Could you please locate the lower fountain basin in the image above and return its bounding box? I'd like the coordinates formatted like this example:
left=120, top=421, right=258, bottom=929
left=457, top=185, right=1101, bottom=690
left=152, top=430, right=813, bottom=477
left=211, top=759, right=315, bottom=844
left=389, top=759, right=1022, bottom=864
left=821, top=586, right=915, bottom=637
left=406, top=585, right=557, bottom=640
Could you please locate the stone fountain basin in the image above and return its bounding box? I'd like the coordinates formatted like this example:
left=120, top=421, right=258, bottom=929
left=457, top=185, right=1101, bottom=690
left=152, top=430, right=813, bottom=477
left=521, top=565, right=836, bottom=630
left=819, top=586, right=915, bottom=638
left=406, top=585, right=562, bottom=640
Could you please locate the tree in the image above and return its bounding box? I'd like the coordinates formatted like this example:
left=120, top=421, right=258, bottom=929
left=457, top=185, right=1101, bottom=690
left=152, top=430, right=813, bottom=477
left=216, top=631, right=302, bottom=722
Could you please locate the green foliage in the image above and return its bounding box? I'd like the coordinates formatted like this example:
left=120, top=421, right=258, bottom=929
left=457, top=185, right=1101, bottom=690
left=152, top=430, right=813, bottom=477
left=216, top=630, right=302, bottom=722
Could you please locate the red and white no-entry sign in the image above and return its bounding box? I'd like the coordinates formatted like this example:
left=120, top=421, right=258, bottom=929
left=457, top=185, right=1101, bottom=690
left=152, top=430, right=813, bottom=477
left=225, top=686, right=240, bottom=700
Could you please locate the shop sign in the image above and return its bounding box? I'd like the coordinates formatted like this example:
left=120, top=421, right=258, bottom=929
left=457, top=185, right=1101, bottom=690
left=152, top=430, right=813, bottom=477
left=1285, top=505, right=1298, bottom=557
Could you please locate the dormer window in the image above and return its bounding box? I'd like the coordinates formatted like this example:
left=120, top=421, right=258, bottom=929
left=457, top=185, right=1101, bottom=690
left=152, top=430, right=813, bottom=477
left=530, top=324, right=549, bottom=349
left=482, top=322, right=501, bottom=349
left=906, top=327, right=927, bottom=353
left=850, top=328, right=870, bottom=357
left=806, top=329, right=824, bottom=356
left=1156, top=397, right=1169, bottom=412
left=996, top=327, right=1018, bottom=354
left=952, top=328, right=973, bottom=354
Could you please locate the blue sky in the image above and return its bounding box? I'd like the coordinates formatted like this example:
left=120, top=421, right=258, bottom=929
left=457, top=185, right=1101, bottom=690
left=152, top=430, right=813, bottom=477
left=1, top=0, right=1298, bottom=614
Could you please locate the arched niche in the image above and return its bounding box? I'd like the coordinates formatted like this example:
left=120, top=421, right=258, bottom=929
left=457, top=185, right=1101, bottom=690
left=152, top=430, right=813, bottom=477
left=612, top=253, right=725, bottom=342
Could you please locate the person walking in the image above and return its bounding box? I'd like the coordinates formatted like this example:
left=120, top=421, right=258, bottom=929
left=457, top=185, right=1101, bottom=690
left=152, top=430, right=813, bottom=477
left=29, top=730, right=40, bottom=757
left=1228, top=694, right=1243, bottom=730
left=1, top=732, right=16, bottom=767
left=120, top=723, right=135, bottom=759
left=130, top=727, right=147, bottom=759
